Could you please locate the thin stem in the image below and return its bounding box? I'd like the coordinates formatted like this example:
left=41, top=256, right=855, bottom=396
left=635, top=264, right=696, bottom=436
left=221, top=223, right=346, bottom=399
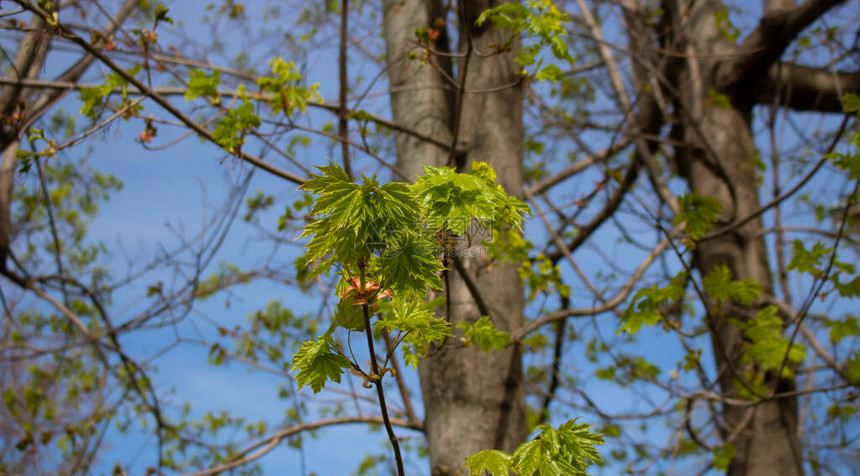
left=381, top=329, right=420, bottom=425
left=338, top=0, right=352, bottom=179
left=362, top=303, right=404, bottom=476
left=447, top=0, right=473, bottom=168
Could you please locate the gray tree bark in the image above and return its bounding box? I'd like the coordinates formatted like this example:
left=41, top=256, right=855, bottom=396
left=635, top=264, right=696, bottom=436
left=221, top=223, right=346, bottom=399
left=0, top=15, right=50, bottom=272
left=383, top=1, right=528, bottom=474
left=661, top=0, right=850, bottom=473
left=0, top=0, right=139, bottom=274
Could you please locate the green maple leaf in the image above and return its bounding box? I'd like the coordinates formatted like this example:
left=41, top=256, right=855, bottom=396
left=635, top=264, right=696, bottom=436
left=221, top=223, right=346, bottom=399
left=832, top=275, right=860, bottom=298
left=511, top=439, right=542, bottom=476
left=702, top=264, right=761, bottom=304
left=458, top=316, right=511, bottom=352
left=300, top=162, right=424, bottom=278
left=376, top=298, right=451, bottom=368
left=675, top=192, right=722, bottom=240
left=333, top=299, right=365, bottom=331
left=732, top=306, right=805, bottom=377
left=185, top=69, right=220, bottom=101
left=787, top=240, right=831, bottom=275
left=290, top=337, right=351, bottom=393
left=505, top=420, right=603, bottom=476
left=825, top=315, right=859, bottom=343
left=465, top=450, right=511, bottom=476
left=415, top=162, right=529, bottom=235
left=378, top=238, right=444, bottom=296
left=620, top=271, right=686, bottom=334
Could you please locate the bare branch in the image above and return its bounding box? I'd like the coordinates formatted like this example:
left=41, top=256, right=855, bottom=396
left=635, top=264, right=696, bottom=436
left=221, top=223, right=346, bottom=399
left=716, top=0, right=848, bottom=95
left=759, top=62, right=860, bottom=112
left=513, top=226, right=680, bottom=341
left=527, top=138, right=633, bottom=195
left=181, top=416, right=423, bottom=476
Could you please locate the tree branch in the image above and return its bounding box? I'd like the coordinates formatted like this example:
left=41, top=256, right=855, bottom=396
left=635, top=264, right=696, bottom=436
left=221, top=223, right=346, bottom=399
left=181, top=416, right=422, bottom=476
left=716, top=0, right=847, bottom=95
left=513, top=226, right=681, bottom=341
left=527, top=138, right=633, bottom=196
left=15, top=1, right=308, bottom=186
left=758, top=62, right=860, bottom=112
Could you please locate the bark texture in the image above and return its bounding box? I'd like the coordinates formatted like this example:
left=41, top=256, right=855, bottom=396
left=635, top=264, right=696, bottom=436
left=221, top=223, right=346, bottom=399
left=661, top=0, right=828, bottom=473
left=0, top=15, right=50, bottom=271
left=382, top=0, right=454, bottom=179
left=383, top=1, right=527, bottom=474
left=0, top=0, right=139, bottom=272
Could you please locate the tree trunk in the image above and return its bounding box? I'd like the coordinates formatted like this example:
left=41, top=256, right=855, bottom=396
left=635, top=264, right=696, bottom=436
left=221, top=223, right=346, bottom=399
left=0, top=15, right=49, bottom=271
left=0, top=0, right=139, bottom=273
left=382, top=0, right=454, bottom=179
left=383, top=1, right=528, bottom=474
left=664, top=0, right=803, bottom=474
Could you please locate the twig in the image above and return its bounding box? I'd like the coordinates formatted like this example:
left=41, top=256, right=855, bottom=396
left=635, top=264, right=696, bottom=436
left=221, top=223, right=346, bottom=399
left=362, top=302, right=405, bottom=476
left=339, top=0, right=352, bottom=178
left=181, top=416, right=421, bottom=476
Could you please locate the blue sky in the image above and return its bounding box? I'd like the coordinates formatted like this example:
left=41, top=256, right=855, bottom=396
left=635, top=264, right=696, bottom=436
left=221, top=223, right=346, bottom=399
left=2, top=0, right=858, bottom=475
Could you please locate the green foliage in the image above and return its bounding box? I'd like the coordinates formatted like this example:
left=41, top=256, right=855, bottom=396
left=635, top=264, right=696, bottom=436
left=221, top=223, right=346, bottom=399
left=825, top=94, right=860, bottom=178
left=290, top=336, right=352, bottom=394
left=299, top=162, right=426, bottom=279
left=466, top=420, right=604, bottom=476
left=333, top=298, right=366, bottom=331
left=256, top=57, right=321, bottom=116
left=376, top=298, right=452, bottom=368
left=475, top=0, right=575, bottom=81
left=414, top=161, right=530, bottom=235
left=620, top=272, right=686, bottom=334
left=824, top=315, right=859, bottom=344
left=846, top=353, right=860, bottom=383
left=466, top=450, right=513, bottom=476
left=713, top=441, right=735, bottom=472
left=458, top=316, right=511, bottom=352
left=833, top=274, right=860, bottom=298
left=675, top=192, right=722, bottom=240
left=731, top=306, right=805, bottom=377
left=212, top=101, right=260, bottom=153
left=78, top=66, right=143, bottom=119
left=154, top=4, right=173, bottom=26
left=519, top=253, right=570, bottom=299
left=787, top=240, right=831, bottom=276
left=185, top=69, right=221, bottom=102
left=714, top=6, right=740, bottom=42
left=378, top=238, right=445, bottom=296
left=707, top=87, right=732, bottom=110
left=702, top=264, right=762, bottom=305
left=843, top=93, right=860, bottom=113
left=293, top=161, right=525, bottom=389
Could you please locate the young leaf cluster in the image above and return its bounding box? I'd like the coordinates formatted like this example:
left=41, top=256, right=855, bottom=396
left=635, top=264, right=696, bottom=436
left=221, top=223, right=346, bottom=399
left=185, top=69, right=221, bottom=103
left=257, top=57, right=321, bottom=116
left=702, top=264, right=762, bottom=305
left=731, top=306, right=806, bottom=378
left=212, top=101, right=261, bottom=153
left=475, top=0, right=575, bottom=82
left=466, top=420, right=604, bottom=476
left=290, top=336, right=351, bottom=394
left=292, top=161, right=527, bottom=391
left=620, top=272, right=687, bottom=334
left=376, top=298, right=452, bottom=368
left=78, top=66, right=143, bottom=119
left=675, top=192, right=723, bottom=240
left=414, top=162, right=530, bottom=236
left=458, top=316, right=511, bottom=352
